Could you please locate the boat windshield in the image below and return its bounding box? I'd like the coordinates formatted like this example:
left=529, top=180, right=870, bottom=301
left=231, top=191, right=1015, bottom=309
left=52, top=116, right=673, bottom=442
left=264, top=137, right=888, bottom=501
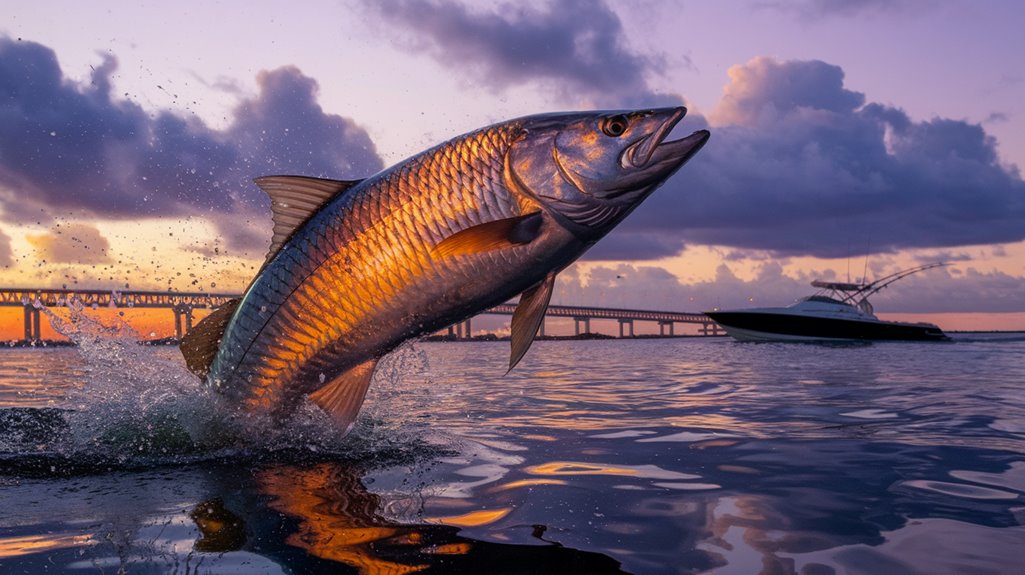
left=803, top=295, right=845, bottom=305
left=858, top=299, right=874, bottom=315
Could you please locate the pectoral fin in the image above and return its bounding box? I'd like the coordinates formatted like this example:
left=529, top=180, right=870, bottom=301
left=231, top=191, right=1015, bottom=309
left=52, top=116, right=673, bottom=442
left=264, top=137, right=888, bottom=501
left=432, top=212, right=542, bottom=259
left=308, top=358, right=378, bottom=434
left=179, top=298, right=241, bottom=379
left=508, top=272, right=556, bottom=373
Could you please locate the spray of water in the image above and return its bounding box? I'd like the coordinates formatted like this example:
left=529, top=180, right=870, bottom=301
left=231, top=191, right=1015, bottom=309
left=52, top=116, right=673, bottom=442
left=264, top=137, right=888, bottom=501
left=40, top=299, right=232, bottom=463
left=13, top=297, right=446, bottom=469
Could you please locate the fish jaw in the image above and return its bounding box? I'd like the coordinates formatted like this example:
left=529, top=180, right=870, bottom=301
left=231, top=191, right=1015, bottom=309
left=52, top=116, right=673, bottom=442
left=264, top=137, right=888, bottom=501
left=610, top=125, right=710, bottom=197
left=622, top=107, right=687, bottom=169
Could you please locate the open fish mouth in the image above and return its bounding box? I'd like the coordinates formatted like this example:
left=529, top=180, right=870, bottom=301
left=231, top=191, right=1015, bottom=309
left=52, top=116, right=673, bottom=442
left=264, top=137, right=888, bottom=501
left=624, top=107, right=709, bottom=169
left=607, top=108, right=710, bottom=198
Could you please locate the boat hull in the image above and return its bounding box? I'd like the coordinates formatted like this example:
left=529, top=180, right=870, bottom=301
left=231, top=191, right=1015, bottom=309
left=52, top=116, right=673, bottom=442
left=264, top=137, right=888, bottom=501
left=706, top=311, right=949, bottom=342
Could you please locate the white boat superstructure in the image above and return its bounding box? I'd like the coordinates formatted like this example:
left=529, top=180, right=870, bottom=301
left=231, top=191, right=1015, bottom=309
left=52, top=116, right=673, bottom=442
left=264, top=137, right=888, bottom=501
left=706, top=263, right=950, bottom=342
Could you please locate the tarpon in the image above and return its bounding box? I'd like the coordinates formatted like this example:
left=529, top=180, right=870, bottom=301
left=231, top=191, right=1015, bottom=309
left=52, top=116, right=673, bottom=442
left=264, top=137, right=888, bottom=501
left=180, top=107, right=709, bottom=432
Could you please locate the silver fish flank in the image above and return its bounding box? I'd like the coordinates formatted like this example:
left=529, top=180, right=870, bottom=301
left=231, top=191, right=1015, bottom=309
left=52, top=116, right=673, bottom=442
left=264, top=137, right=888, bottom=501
left=180, top=107, right=710, bottom=432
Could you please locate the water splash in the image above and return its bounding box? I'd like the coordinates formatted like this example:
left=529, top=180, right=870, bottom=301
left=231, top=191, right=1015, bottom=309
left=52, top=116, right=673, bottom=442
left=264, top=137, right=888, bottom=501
left=39, top=299, right=230, bottom=463
left=0, top=298, right=446, bottom=475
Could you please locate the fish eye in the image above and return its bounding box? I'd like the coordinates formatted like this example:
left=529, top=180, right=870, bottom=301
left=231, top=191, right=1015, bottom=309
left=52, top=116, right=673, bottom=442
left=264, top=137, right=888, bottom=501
left=601, top=115, right=629, bottom=137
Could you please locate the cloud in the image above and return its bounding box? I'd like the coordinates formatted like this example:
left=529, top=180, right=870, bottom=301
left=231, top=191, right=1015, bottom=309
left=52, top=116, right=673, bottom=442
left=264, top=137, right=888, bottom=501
left=554, top=260, right=1025, bottom=315
left=983, top=112, right=1009, bottom=125
left=615, top=56, right=1025, bottom=259
left=26, top=222, right=112, bottom=264
left=3, top=37, right=1022, bottom=266
left=363, top=0, right=680, bottom=107
left=0, top=228, right=11, bottom=267
left=756, top=0, right=927, bottom=21
left=0, top=37, right=383, bottom=253
left=360, top=5, right=1024, bottom=261
left=709, top=57, right=865, bottom=126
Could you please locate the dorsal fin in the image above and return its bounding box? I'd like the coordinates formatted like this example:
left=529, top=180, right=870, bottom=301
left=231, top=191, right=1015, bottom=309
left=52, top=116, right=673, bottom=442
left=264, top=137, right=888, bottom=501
left=254, top=175, right=363, bottom=264
left=179, top=298, right=241, bottom=379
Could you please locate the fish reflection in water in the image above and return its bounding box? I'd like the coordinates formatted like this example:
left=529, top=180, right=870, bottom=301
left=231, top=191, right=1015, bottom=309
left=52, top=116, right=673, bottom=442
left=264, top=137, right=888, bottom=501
left=191, top=461, right=629, bottom=574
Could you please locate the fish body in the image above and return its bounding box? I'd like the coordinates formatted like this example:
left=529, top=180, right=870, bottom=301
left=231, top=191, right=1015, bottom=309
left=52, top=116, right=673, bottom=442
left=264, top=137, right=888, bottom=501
left=181, top=108, right=709, bottom=431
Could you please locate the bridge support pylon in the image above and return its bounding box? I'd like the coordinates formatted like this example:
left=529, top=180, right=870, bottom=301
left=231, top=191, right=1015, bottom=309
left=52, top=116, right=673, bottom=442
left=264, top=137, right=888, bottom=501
left=449, top=319, right=472, bottom=339
left=618, top=319, right=634, bottom=338
left=573, top=317, right=591, bottom=336
left=658, top=321, right=675, bottom=337
left=23, top=305, right=42, bottom=343
left=173, top=305, right=195, bottom=340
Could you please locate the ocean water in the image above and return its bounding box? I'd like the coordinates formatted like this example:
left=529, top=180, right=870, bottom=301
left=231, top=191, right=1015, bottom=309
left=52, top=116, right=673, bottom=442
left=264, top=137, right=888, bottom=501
left=1, top=323, right=1024, bottom=574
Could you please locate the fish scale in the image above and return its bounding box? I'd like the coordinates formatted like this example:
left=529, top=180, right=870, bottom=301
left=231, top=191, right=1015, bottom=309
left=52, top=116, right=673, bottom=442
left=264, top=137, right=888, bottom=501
left=210, top=125, right=526, bottom=409
left=183, top=108, right=709, bottom=430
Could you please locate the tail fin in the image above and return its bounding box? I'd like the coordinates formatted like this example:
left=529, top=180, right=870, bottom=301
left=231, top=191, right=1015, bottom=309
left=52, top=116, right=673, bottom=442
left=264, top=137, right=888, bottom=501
left=179, top=298, right=241, bottom=379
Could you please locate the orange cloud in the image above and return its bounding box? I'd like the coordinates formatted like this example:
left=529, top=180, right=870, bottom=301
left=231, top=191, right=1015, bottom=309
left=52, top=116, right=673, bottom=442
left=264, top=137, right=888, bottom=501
left=25, top=222, right=111, bottom=264
left=0, top=228, right=11, bottom=267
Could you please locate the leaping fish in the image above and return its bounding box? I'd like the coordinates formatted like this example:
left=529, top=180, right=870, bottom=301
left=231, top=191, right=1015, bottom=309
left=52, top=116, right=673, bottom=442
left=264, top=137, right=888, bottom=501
left=180, top=108, right=709, bottom=433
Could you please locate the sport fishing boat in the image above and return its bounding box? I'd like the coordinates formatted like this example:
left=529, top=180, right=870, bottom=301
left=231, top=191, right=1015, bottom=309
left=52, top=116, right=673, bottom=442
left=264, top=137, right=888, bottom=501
left=705, top=263, right=950, bottom=342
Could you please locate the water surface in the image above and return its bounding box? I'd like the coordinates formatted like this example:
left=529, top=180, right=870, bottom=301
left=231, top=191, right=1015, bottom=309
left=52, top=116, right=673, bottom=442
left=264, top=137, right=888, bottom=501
left=1, top=331, right=1024, bottom=574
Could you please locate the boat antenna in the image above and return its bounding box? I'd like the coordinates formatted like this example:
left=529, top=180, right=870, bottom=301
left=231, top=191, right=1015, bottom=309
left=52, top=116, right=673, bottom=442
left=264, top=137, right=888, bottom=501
left=861, top=239, right=871, bottom=285
left=810, top=262, right=948, bottom=306
left=859, top=262, right=949, bottom=300
left=846, top=239, right=851, bottom=283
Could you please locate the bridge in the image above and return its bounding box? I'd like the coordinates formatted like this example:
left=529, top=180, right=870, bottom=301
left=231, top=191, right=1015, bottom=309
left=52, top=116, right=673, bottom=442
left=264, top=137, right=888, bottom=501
left=0, top=288, right=238, bottom=342
left=0, top=287, right=721, bottom=342
left=478, top=303, right=718, bottom=337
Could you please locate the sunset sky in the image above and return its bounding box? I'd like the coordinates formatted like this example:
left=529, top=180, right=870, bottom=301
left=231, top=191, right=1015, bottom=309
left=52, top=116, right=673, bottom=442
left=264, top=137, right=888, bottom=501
left=2, top=0, right=1024, bottom=336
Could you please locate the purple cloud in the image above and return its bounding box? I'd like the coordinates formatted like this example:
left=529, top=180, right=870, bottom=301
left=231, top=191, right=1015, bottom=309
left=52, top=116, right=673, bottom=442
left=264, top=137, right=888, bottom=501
left=623, top=57, right=1025, bottom=258
left=359, top=3, right=1025, bottom=260
left=363, top=0, right=680, bottom=107
left=756, top=0, right=928, bottom=21
left=0, top=37, right=383, bottom=252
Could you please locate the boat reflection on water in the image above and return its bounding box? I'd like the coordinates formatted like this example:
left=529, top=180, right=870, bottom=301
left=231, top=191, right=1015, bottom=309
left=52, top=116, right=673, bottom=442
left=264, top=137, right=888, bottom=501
left=193, top=461, right=629, bottom=575
left=707, top=263, right=950, bottom=342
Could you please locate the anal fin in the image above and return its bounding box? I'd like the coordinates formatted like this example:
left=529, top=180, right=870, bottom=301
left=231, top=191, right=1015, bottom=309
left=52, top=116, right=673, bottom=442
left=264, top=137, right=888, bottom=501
left=508, top=272, right=556, bottom=373
left=308, top=358, right=378, bottom=435
left=180, top=298, right=241, bottom=379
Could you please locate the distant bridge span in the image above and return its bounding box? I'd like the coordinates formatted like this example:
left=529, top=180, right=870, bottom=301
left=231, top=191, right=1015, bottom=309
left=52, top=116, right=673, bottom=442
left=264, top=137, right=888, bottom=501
left=482, top=303, right=717, bottom=337
left=0, top=287, right=720, bottom=342
left=0, top=288, right=238, bottom=342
